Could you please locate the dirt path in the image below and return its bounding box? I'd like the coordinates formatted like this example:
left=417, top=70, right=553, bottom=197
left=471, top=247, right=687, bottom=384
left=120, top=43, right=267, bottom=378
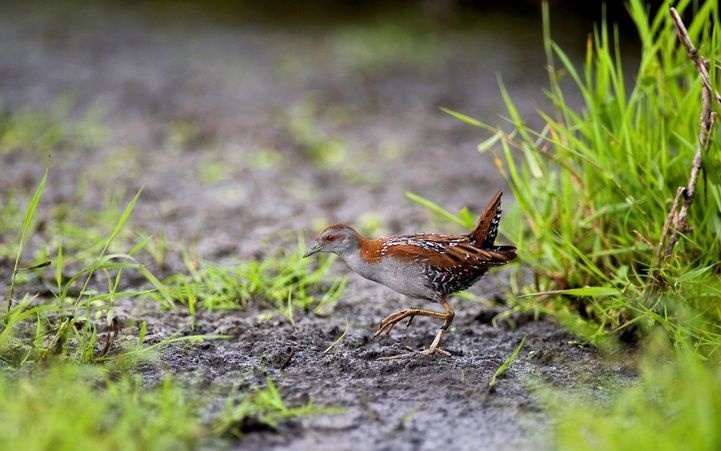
left=0, top=3, right=634, bottom=449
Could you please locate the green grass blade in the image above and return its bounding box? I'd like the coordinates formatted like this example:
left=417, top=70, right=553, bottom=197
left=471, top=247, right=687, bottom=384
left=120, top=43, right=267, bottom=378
left=488, top=336, right=526, bottom=388
left=5, top=169, right=47, bottom=314
left=324, top=317, right=349, bottom=353
left=519, top=287, right=622, bottom=297
left=406, top=192, right=472, bottom=229
left=55, top=241, right=63, bottom=292
left=73, top=187, right=143, bottom=310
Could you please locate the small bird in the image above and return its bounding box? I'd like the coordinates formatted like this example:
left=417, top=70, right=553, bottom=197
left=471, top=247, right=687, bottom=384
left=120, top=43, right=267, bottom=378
left=304, top=191, right=516, bottom=358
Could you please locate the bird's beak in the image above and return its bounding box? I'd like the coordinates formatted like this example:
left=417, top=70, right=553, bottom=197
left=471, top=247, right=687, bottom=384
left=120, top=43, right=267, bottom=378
left=303, top=242, right=322, bottom=258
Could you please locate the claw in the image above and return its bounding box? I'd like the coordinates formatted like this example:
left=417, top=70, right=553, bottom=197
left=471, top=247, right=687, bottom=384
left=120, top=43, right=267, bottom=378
left=404, top=306, right=417, bottom=328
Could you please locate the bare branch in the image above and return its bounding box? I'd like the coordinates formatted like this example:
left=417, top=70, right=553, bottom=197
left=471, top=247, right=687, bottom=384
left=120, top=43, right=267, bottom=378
left=670, top=8, right=721, bottom=106
left=656, top=8, right=718, bottom=262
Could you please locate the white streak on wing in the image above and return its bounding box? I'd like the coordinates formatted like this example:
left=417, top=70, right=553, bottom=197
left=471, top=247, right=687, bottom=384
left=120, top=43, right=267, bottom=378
left=380, top=233, right=467, bottom=255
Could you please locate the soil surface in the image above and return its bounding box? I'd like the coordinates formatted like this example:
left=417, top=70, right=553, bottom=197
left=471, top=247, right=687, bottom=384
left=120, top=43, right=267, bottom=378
left=0, top=3, right=636, bottom=450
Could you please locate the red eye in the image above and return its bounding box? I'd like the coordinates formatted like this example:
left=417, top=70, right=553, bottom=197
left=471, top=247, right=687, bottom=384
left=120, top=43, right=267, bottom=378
left=325, top=234, right=337, bottom=242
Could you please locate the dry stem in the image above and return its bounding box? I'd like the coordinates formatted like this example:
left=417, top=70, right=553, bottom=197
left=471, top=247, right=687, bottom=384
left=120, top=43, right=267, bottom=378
left=656, top=8, right=718, bottom=263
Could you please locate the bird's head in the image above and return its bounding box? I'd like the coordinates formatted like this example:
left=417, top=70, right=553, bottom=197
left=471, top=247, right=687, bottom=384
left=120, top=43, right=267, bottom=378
left=303, top=224, right=360, bottom=258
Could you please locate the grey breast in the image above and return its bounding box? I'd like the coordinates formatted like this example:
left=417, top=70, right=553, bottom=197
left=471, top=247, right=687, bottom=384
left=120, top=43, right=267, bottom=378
left=342, top=252, right=436, bottom=301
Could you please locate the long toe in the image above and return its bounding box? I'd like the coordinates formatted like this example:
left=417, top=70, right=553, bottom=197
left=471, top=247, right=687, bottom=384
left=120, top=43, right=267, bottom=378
left=373, top=322, right=392, bottom=338
left=420, top=347, right=451, bottom=357
left=374, top=320, right=399, bottom=338
left=374, top=310, right=411, bottom=338
left=376, top=353, right=412, bottom=361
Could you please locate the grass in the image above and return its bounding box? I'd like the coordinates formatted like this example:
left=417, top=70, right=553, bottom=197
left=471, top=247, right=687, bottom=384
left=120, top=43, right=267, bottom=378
left=0, top=96, right=109, bottom=157
left=214, top=378, right=343, bottom=436
left=488, top=335, right=526, bottom=389
left=0, top=162, right=345, bottom=365
left=0, top=365, right=203, bottom=451
left=1, top=168, right=345, bottom=367
left=441, top=0, right=721, bottom=355
left=5, top=169, right=47, bottom=314
left=0, top=190, right=26, bottom=257
left=0, top=166, right=344, bottom=442
left=0, top=363, right=339, bottom=451
left=0, top=179, right=157, bottom=274
left=324, top=316, right=350, bottom=353
left=156, top=239, right=346, bottom=322
left=0, top=168, right=344, bottom=447
left=432, top=1, right=721, bottom=449
left=546, top=336, right=721, bottom=451
left=0, top=175, right=173, bottom=367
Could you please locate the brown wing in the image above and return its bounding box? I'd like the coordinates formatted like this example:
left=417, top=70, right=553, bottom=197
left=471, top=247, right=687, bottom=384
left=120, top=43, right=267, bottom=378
left=380, top=233, right=512, bottom=263
left=384, top=238, right=512, bottom=266
left=380, top=234, right=514, bottom=295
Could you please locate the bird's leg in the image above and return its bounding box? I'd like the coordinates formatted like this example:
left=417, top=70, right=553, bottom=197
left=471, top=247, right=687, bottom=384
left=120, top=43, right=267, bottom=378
left=419, top=301, right=455, bottom=357
left=374, top=307, right=446, bottom=338
left=376, top=300, right=455, bottom=360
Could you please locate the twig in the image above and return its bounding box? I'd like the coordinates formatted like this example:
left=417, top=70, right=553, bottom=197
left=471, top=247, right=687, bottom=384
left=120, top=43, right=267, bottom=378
left=655, top=186, right=684, bottom=264
left=656, top=8, right=718, bottom=262
left=670, top=8, right=721, bottom=106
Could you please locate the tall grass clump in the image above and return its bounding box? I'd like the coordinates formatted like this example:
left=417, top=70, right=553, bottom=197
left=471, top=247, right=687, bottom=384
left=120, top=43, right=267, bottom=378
left=0, top=173, right=180, bottom=367
left=156, top=240, right=346, bottom=322
left=447, top=0, right=721, bottom=353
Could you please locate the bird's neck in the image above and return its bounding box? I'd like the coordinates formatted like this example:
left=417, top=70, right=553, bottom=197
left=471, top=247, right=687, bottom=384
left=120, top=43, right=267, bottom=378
left=340, top=235, right=384, bottom=277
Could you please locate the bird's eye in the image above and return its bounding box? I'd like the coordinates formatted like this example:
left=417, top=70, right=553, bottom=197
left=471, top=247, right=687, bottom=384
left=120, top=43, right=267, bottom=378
left=325, top=234, right=337, bottom=242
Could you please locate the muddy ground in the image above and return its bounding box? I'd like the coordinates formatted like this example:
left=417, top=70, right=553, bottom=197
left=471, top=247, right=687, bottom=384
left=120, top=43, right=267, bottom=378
left=0, top=3, right=636, bottom=450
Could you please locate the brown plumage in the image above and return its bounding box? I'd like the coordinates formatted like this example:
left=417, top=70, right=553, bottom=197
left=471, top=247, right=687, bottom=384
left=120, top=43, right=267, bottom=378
left=304, top=190, right=517, bottom=359
left=470, top=189, right=503, bottom=248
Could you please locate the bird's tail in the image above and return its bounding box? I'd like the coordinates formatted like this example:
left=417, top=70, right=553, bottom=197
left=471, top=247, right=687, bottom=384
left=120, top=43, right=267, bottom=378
left=469, top=190, right=503, bottom=249
left=488, top=245, right=517, bottom=264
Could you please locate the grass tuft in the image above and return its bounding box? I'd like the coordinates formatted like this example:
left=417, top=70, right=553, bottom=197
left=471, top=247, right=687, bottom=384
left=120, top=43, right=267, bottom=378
left=156, top=239, right=346, bottom=321
left=1, top=173, right=200, bottom=367
left=441, top=0, right=721, bottom=354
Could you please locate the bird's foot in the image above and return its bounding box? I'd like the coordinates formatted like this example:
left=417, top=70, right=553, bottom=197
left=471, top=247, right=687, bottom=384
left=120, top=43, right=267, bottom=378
left=374, top=309, right=417, bottom=338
